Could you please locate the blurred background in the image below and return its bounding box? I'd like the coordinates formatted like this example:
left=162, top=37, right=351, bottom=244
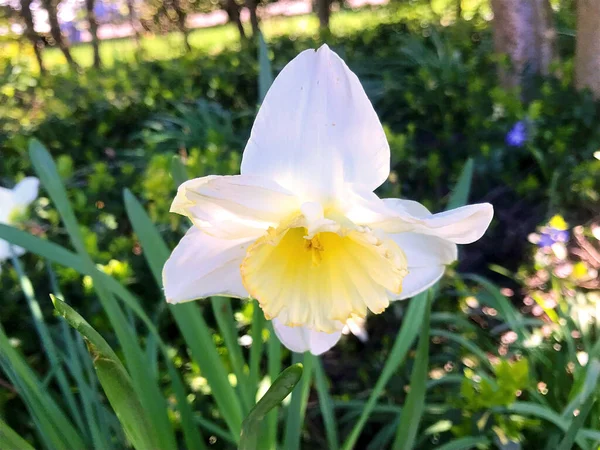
left=1, top=0, right=600, bottom=448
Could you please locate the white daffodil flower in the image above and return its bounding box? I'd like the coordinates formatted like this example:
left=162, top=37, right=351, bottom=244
left=0, top=177, right=40, bottom=271
left=163, top=45, right=493, bottom=355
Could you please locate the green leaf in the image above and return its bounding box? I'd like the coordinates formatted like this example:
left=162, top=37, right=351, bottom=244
left=211, top=296, right=253, bottom=413
left=557, top=358, right=600, bottom=450
left=503, top=402, right=589, bottom=449
left=435, top=436, right=491, bottom=450
left=265, top=321, right=282, bottom=450
left=29, top=140, right=177, bottom=450
left=0, top=417, right=36, bottom=450
left=284, top=352, right=314, bottom=450
left=0, top=324, right=86, bottom=450
left=9, top=253, right=86, bottom=437
left=51, top=296, right=159, bottom=450
left=314, top=357, right=340, bottom=450
left=430, top=329, right=493, bottom=371
left=447, top=158, right=474, bottom=210
left=249, top=300, right=265, bottom=402
left=240, top=364, right=303, bottom=450
left=123, top=188, right=244, bottom=438
left=341, top=292, right=429, bottom=450
left=171, top=155, right=188, bottom=186
left=257, top=32, right=274, bottom=103
left=392, top=293, right=432, bottom=449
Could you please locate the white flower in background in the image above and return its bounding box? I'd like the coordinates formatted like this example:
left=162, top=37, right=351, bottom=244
left=163, top=45, right=493, bottom=355
left=0, top=177, right=40, bottom=270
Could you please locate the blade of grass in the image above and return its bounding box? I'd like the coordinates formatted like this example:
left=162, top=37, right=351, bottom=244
left=29, top=140, right=177, bottom=450
left=0, top=417, right=36, bottom=450
left=283, top=352, right=314, bottom=450
left=314, top=356, right=339, bottom=450
left=341, top=292, right=429, bottom=450
left=240, top=364, right=303, bottom=450
left=392, top=293, right=433, bottom=449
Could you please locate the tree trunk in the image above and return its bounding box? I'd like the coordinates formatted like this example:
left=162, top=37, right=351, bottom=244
left=126, top=0, right=141, bottom=49
left=316, top=0, right=331, bottom=30
left=40, top=0, right=78, bottom=69
left=19, top=0, right=46, bottom=74
left=172, top=0, right=191, bottom=52
left=575, top=0, right=600, bottom=97
left=84, top=0, right=101, bottom=68
left=224, top=0, right=246, bottom=40
left=245, top=0, right=260, bottom=36
left=490, top=0, right=556, bottom=90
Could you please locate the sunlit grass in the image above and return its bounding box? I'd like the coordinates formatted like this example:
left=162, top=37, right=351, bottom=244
left=14, top=8, right=397, bottom=70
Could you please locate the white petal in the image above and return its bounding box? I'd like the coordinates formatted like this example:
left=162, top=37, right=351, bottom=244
left=241, top=44, right=390, bottom=200
left=358, top=198, right=493, bottom=245
left=171, top=175, right=300, bottom=239
left=389, top=233, right=457, bottom=300
left=12, top=177, right=39, bottom=207
left=162, top=227, right=251, bottom=303
left=0, top=187, right=14, bottom=223
left=272, top=318, right=342, bottom=355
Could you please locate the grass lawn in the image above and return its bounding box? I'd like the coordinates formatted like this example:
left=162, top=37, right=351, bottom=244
left=7, top=7, right=398, bottom=71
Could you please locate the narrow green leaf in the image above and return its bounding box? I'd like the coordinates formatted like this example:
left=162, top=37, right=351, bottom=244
left=430, top=329, right=493, bottom=371
left=284, top=353, right=314, bottom=450
left=557, top=394, right=596, bottom=450
left=503, top=402, right=589, bottom=449
left=29, top=140, right=177, bottom=450
left=0, top=324, right=86, bottom=450
left=341, top=292, right=428, bottom=450
left=561, top=358, right=600, bottom=419
left=257, top=32, right=274, bottom=103
left=123, top=189, right=243, bottom=438
left=314, top=357, right=339, bottom=450
left=249, top=300, right=265, bottom=401
left=465, top=274, right=528, bottom=341
left=211, top=296, right=253, bottom=413
left=435, top=436, right=491, bottom=450
left=171, top=155, right=188, bottom=186
left=447, top=158, right=474, bottom=210
left=0, top=224, right=206, bottom=448
left=0, top=416, right=36, bottom=450
left=9, top=253, right=86, bottom=436
left=240, top=364, right=303, bottom=450
left=393, top=293, right=433, bottom=449
left=51, top=296, right=159, bottom=450
left=265, top=321, right=282, bottom=450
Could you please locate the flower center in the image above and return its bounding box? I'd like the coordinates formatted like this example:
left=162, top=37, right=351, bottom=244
left=240, top=223, right=409, bottom=333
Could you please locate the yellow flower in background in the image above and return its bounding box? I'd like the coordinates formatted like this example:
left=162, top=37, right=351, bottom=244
left=163, top=45, right=493, bottom=355
left=0, top=177, right=39, bottom=273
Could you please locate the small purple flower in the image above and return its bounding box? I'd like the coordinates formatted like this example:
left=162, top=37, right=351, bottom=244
left=538, top=228, right=570, bottom=248
left=506, top=121, right=527, bottom=147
